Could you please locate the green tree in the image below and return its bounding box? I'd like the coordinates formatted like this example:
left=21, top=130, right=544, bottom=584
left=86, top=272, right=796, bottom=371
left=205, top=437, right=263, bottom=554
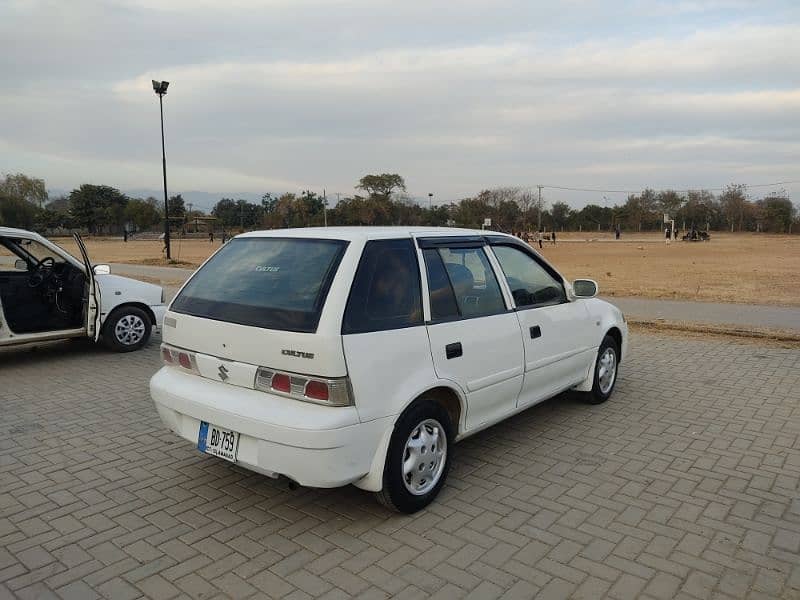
left=125, top=197, right=162, bottom=231
left=212, top=198, right=261, bottom=230
left=168, top=194, right=186, bottom=219
left=356, top=174, right=406, bottom=199
left=0, top=173, right=48, bottom=208
left=719, top=184, right=748, bottom=232
left=759, top=193, right=793, bottom=233
left=68, top=184, right=129, bottom=233
left=0, top=195, right=37, bottom=229
left=679, top=190, right=716, bottom=229
left=549, top=201, right=572, bottom=231
left=657, top=190, right=684, bottom=220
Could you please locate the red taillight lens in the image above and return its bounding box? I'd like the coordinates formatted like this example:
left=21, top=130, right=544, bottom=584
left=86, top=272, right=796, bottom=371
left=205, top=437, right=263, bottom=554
left=305, top=380, right=329, bottom=401
left=178, top=352, right=192, bottom=369
left=161, top=347, right=174, bottom=364
left=271, top=373, right=291, bottom=393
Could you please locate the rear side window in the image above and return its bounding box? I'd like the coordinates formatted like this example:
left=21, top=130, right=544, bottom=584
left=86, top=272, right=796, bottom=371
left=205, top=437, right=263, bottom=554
left=342, top=239, right=423, bottom=334
left=170, top=237, right=347, bottom=332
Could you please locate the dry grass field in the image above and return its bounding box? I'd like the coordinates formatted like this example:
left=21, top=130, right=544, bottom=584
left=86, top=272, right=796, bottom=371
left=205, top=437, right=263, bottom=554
left=52, top=231, right=800, bottom=307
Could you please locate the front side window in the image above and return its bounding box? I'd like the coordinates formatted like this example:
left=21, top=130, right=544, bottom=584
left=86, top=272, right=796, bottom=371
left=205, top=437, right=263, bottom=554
left=171, top=237, right=348, bottom=332
left=342, top=239, right=423, bottom=334
left=492, top=245, right=566, bottom=308
left=0, top=238, right=64, bottom=271
left=424, top=246, right=506, bottom=320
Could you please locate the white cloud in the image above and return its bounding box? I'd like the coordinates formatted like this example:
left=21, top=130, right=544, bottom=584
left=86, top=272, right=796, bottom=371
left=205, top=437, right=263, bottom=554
left=1, top=0, right=798, bottom=202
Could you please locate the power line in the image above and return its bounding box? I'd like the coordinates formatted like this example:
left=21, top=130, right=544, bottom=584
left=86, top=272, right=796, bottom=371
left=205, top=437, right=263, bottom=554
left=539, top=180, right=799, bottom=195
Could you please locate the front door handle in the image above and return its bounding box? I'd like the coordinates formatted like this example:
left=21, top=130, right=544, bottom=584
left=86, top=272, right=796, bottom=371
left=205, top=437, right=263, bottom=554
left=530, top=325, right=542, bottom=339
left=445, top=342, right=463, bottom=359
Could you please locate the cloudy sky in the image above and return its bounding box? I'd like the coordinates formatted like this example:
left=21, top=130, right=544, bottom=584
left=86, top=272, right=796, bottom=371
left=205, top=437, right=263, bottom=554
left=1, top=0, right=798, bottom=210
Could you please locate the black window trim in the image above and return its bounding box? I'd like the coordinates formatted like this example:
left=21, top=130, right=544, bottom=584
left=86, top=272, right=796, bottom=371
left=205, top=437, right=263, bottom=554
left=341, top=238, right=425, bottom=335
left=422, top=244, right=514, bottom=326
left=416, top=236, right=485, bottom=249
left=485, top=236, right=569, bottom=312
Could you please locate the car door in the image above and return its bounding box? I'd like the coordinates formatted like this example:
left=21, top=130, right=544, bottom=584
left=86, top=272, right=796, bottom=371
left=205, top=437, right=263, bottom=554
left=420, top=237, right=524, bottom=432
left=73, top=233, right=101, bottom=340
left=488, top=241, right=597, bottom=408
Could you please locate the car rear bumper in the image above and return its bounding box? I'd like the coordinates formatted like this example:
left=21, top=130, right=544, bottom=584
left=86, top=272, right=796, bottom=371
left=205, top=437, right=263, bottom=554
left=149, top=367, right=393, bottom=488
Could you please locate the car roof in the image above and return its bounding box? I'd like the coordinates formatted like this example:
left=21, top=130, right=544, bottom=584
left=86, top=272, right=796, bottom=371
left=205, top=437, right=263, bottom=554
left=238, top=226, right=515, bottom=242
left=0, top=226, right=38, bottom=238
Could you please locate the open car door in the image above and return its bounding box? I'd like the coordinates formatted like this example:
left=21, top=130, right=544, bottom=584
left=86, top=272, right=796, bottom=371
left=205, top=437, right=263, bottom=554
left=73, top=233, right=102, bottom=341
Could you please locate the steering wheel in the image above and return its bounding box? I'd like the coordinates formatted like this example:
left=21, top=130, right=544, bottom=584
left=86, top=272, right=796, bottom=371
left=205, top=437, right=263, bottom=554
left=27, top=256, right=56, bottom=288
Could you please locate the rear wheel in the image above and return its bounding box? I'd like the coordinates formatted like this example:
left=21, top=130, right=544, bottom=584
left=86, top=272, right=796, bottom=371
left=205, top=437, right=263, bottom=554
left=103, top=306, right=152, bottom=352
left=586, top=335, right=619, bottom=404
left=376, top=399, right=453, bottom=513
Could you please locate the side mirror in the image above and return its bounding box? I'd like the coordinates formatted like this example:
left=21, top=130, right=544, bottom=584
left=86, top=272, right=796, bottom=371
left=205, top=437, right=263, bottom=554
left=93, top=264, right=111, bottom=275
left=572, top=279, right=598, bottom=298
left=14, top=259, right=28, bottom=271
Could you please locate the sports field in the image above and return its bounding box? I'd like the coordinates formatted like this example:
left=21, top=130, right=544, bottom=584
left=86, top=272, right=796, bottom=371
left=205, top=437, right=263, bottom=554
left=52, top=231, right=800, bottom=307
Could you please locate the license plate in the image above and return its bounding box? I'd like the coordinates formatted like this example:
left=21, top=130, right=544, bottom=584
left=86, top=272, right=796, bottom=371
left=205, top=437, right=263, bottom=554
left=198, top=422, right=239, bottom=463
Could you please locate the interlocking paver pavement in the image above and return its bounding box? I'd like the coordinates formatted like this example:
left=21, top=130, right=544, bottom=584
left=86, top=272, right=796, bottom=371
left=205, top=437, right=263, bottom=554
left=1, top=333, right=799, bottom=599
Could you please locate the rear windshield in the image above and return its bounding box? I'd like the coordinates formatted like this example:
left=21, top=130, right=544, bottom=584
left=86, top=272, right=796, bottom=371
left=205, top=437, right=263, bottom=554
left=170, top=237, right=348, bottom=332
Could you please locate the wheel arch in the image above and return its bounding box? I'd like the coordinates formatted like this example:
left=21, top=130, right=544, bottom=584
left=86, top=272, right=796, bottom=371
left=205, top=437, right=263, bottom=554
left=605, top=326, right=623, bottom=363
left=352, top=382, right=465, bottom=492
left=102, top=302, right=157, bottom=330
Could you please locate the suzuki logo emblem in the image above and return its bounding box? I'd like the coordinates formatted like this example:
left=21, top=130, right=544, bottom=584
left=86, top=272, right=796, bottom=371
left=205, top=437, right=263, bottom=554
left=218, top=364, right=229, bottom=381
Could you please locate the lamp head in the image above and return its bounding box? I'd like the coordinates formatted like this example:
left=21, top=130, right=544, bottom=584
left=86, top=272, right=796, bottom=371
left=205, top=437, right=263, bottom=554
left=152, top=80, right=169, bottom=95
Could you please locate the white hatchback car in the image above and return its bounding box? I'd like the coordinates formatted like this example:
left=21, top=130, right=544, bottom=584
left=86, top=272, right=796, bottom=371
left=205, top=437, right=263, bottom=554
left=0, top=227, right=166, bottom=352
left=151, top=227, right=627, bottom=512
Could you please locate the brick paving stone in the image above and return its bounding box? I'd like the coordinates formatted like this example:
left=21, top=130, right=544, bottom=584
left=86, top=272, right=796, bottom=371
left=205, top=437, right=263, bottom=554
left=2, top=333, right=800, bottom=599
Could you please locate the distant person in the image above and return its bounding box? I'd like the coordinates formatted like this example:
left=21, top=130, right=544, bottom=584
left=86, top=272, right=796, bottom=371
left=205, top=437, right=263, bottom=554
left=222, top=231, right=228, bottom=244
left=537, top=229, right=543, bottom=249
left=551, top=230, right=556, bottom=246
left=674, top=228, right=679, bottom=241
left=123, top=229, right=128, bottom=243
left=209, top=231, right=214, bottom=243
left=615, top=226, right=620, bottom=240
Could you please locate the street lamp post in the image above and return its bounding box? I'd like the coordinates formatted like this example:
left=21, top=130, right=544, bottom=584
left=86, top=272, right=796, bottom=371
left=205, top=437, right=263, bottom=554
left=153, top=80, right=171, bottom=259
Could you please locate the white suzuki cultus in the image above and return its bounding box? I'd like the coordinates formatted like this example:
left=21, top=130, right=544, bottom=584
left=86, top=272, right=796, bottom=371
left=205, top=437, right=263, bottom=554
left=151, top=228, right=627, bottom=512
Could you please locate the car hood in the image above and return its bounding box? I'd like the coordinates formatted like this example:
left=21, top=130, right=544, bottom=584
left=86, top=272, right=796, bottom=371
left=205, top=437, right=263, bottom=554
left=95, top=273, right=163, bottom=305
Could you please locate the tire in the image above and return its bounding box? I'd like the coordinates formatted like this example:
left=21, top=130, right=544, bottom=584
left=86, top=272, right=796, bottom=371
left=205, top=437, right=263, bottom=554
left=102, top=306, right=152, bottom=352
left=376, top=399, right=453, bottom=514
left=585, top=334, right=619, bottom=404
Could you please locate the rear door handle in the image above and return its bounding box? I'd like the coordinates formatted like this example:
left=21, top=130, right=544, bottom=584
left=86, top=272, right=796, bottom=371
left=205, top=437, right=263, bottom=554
left=530, top=325, right=542, bottom=339
left=445, top=342, right=463, bottom=359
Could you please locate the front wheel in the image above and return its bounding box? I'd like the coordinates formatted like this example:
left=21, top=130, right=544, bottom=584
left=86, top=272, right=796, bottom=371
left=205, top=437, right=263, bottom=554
left=103, top=306, right=152, bottom=352
left=586, top=335, right=619, bottom=404
left=376, top=400, right=453, bottom=514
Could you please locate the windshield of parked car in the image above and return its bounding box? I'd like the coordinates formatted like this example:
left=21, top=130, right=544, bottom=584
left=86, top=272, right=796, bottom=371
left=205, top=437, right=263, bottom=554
left=170, top=237, right=348, bottom=332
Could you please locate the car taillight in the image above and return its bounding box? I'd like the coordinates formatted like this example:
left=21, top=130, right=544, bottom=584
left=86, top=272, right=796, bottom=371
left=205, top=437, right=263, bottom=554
left=161, top=343, right=199, bottom=375
left=304, top=380, right=329, bottom=401
left=271, top=373, right=291, bottom=393
left=255, top=367, right=352, bottom=406
left=178, top=353, right=191, bottom=369
left=161, top=346, right=174, bottom=364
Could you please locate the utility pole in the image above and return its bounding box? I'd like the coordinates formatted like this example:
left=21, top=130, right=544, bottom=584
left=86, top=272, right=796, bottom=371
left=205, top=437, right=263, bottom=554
left=323, top=188, right=328, bottom=227
left=187, top=202, right=193, bottom=233
left=239, top=201, right=244, bottom=231
left=537, top=185, right=543, bottom=232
